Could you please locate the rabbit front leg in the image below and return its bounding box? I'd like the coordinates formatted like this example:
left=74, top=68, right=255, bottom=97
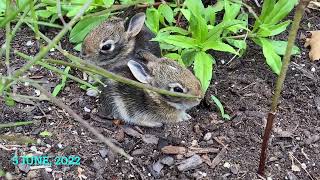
left=177, top=111, right=192, bottom=122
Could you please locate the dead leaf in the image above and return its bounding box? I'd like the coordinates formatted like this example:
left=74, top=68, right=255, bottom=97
left=304, top=31, right=320, bottom=61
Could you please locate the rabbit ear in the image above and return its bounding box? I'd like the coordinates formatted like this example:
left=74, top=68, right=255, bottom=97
left=127, top=60, right=151, bottom=83
left=127, top=13, right=146, bottom=38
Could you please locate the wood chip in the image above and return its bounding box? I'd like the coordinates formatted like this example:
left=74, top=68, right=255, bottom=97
left=161, top=145, right=187, bottom=154
left=211, top=147, right=227, bottom=169
left=177, top=154, right=203, bottom=171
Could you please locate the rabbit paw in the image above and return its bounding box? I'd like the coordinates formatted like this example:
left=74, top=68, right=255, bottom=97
left=178, top=112, right=192, bottom=122
left=136, top=120, right=163, bottom=128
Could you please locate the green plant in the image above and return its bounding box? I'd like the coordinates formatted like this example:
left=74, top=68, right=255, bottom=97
left=211, top=95, right=230, bottom=120
left=146, top=0, right=300, bottom=93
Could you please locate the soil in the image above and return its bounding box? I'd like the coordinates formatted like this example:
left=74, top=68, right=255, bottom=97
left=1, top=6, right=320, bottom=180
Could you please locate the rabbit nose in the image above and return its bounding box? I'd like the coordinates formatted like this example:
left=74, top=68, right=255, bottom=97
left=80, top=51, right=87, bottom=58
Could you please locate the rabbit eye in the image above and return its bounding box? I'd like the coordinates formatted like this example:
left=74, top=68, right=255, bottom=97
left=168, top=83, right=185, bottom=93
left=100, top=40, right=115, bottom=53
left=173, top=87, right=184, bottom=93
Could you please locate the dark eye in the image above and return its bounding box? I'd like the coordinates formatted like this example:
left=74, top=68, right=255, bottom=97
left=173, top=86, right=184, bottom=93
left=99, top=40, right=115, bottom=53
left=102, top=43, right=112, bottom=51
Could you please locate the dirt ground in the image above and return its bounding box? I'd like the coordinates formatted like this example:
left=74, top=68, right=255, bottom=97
left=0, top=7, right=320, bottom=180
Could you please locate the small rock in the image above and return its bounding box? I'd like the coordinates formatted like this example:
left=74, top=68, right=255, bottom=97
left=142, top=134, right=159, bottom=144
left=193, top=124, right=201, bottom=134
left=287, top=171, right=298, bottom=180
left=160, top=156, right=174, bottom=166
left=114, top=129, right=125, bottom=142
left=99, top=148, right=108, bottom=158
left=86, top=88, right=99, bottom=97
left=207, top=139, right=214, bottom=145
left=192, top=171, right=207, bottom=179
left=26, top=40, right=33, bottom=46
left=18, top=164, right=30, bottom=173
left=203, top=132, right=212, bottom=141
left=311, top=67, right=316, bottom=72
left=267, top=177, right=273, bottom=180
left=301, top=163, right=307, bottom=169
left=191, top=140, right=198, bottom=147
left=269, top=157, right=278, bottom=162
left=161, top=145, right=186, bottom=155
left=123, top=127, right=142, bottom=138
left=176, top=154, right=184, bottom=159
left=152, top=160, right=164, bottom=174
left=230, top=164, right=239, bottom=174
left=177, top=154, right=203, bottom=171
left=57, top=143, right=63, bottom=149
left=34, top=89, right=41, bottom=96
left=305, top=135, right=320, bottom=145
left=131, top=149, right=144, bottom=156
left=223, top=162, right=231, bottom=168
left=84, top=107, right=91, bottom=112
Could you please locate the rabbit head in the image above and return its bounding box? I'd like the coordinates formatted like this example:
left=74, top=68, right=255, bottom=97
left=127, top=51, right=203, bottom=111
left=81, top=13, right=146, bottom=67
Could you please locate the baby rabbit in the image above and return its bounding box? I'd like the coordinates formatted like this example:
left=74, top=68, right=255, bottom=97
left=81, top=12, right=161, bottom=69
left=99, top=50, right=203, bottom=127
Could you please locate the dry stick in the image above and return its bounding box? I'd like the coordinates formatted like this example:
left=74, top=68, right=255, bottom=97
left=257, top=0, right=312, bottom=176
left=31, top=83, right=133, bottom=160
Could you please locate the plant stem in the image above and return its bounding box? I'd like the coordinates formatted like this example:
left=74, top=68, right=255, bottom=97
left=15, top=51, right=96, bottom=90
left=5, top=0, right=93, bottom=87
left=31, top=83, right=133, bottom=160
left=5, top=0, right=12, bottom=76
left=0, top=121, right=34, bottom=129
left=30, top=0, right=40, bottom=41
left=257, top=0, right=311, bottom=176
left=0, top=0, right=33, bottom=27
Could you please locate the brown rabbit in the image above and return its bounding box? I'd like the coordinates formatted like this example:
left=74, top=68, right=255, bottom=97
left=99, top=50, right=203, bottom=127
left=81, top=12, right=161, bottom=69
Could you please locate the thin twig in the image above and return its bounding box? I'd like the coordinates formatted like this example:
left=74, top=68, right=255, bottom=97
left=5, top=0, right=12, bottom=76
left=57, top=0, right=69, bottom=29
left=31, top=83, right=133, bottom=160
left=225, top=31, right=248, bottom=65
left=30, top=0, right=40, bottom=41
left=0, top=121, right=34, bottom=129
left=257, top=0, right=312, bottom=176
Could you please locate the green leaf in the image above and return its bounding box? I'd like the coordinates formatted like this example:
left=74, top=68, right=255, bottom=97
left=257, top=20, right=291, bottom=37
left=159, top=26, right=189, bottom=35
left=146, top=8, right=160, bottom=34
left=39, top=130, right=53, bottom=137
left=211, top=95, right=231, bottom=120
left=184, top=0, right=204, bottom=18
left=258, top=38, right=282, bottom=75
left=5, top=95, right=15, bottom=107
left=74, top=43, right=82, bottom=51
left=193, top=51, right=213, bottom=92
left=36, top=10, right=54, bottom=19
left=69, top=15, right=109, bottom=43
left=204, top=6, right=216, bottom=25
left=223, top=0, right=241, bottom=22
left=164, top=53, right=184, bottom=66
left=226, top=39, right=246, bottom=55
left=181, top=49, right=197, bottom=67
left=153, top=35, right=198, bottom=49
left=52, top=66, right=71, bottom=97
left=269, top=40, right=300, bottom=56
left=264, top=0, right=298, bottom=25
left=180, top=9, right=191, bottom=21
left=103, top=0, right=114, bottom=7
left=211, top=0, right=224, bottom=13
left=158, top=4, right=175, bottom=25
left=207, top=20, right=244, bottom=40
left=203, top=40, right=238, bottom=55
left=254, top=0, right=275, bottom=29
left=189, top=13, right=208, bottom=42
